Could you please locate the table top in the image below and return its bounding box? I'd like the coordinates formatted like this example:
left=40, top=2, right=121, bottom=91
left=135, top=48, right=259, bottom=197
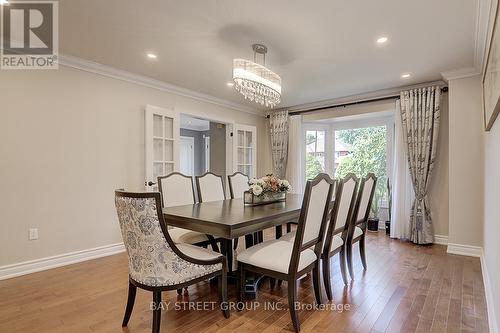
left=163, top=194, right=303, bottom=239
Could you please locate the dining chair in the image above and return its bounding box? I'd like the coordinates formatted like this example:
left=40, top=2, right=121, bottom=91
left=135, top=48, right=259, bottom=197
left=227, top=171, right=249, bottom=199
left=227, top=172, right=249, bottom=250
left=322, top=174, right=359, bottom=300
left=346, top=173, right=377, bottom=279
left=236, top=173, right=335, bottom=333
left=195, top=172, right=226, bottom=202
left=158, top=172, right=210, bottom=246
left=114, top=190, right=229, bottom=333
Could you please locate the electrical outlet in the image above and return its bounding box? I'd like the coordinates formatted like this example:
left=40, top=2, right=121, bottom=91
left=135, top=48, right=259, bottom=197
left=29, top=228, right=38, bottom=240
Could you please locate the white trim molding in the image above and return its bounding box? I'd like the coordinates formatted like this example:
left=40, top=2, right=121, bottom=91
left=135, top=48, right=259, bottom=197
left=480, top=250, right=499, bottom=333
left=446, top=242, right=483, bottom=257
left=441, top=0, right=493, bottom=81
left=433, top=234, right=449, bottom=245
left=57, top=54, right=262, bottom=117
left=0, top=243, right=125, bottom=281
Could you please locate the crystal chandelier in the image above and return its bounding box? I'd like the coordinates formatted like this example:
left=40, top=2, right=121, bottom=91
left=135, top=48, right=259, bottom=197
left=233, top=44, right=282, bottom=108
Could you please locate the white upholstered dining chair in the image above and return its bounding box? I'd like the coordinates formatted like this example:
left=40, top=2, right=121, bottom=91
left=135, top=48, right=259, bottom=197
left=227, top=172, right=249, bottom=199
left=195, top=172, right=226, bottom=202
left=114, top=190, right=229, bottom=333
left=346, top=173, right=377, bottom=279
left=236, top=173, right=335, bottom=333
left=157, top=172, right=209, bottom=245
left=322, top=173, right=359, bottom=299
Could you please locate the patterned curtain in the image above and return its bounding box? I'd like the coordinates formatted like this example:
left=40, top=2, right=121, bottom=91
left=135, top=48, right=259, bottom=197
left=400, top=86, right=441, bottom=244
left=269, top=110, right=289, bottom=178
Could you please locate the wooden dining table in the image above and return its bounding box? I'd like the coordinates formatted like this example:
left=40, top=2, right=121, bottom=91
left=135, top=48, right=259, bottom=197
left=163, top=193, right=303, bottom=298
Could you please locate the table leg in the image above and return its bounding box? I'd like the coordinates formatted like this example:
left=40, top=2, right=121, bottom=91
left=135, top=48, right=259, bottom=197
left=220, top=239, right=233, bottom=272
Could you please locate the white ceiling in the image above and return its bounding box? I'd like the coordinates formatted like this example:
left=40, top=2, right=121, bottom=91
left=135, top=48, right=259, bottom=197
left=58, top=0, right=478, bottom=110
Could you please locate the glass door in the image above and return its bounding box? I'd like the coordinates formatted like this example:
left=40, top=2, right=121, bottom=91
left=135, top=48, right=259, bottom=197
left=233, top=124, right=257, bottom=179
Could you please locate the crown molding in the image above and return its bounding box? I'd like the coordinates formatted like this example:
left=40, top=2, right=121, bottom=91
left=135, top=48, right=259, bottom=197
left=440, top=67, right=481, bottom=81
left=441, top=0, right=493, bottom=82
left=280, top=80, right=446, bottom=113
left=57, top=54, right=263, bottom=116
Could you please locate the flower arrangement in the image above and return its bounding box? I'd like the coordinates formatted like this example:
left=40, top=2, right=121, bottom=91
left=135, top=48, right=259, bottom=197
left=248, top=174, right=292, bottom=197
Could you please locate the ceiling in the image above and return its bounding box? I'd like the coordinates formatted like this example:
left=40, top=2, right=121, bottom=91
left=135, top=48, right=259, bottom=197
left=58, top=0, right=478, bottom=110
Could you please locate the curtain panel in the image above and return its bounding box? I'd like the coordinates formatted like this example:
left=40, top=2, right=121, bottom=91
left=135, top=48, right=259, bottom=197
left=400, top=86, right=441, bottom=244
left=286, top=115, right=304, bottom=193
left=269, top=110, right=289, bottom=179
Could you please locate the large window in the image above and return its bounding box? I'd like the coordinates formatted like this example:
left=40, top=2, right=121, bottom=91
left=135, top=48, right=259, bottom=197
left=305, top=130, right=326, bottom=179
left=303, top=117, right=393, bottom=217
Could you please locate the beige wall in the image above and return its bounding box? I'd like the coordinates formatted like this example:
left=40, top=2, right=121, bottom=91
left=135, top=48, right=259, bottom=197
left=448, top=75, right=484, bottom=246
left=483, top=88, right=500, bottom=331
left=303, top=97, right=450, bottom=238
left=0, top=66, right=271, bottom=266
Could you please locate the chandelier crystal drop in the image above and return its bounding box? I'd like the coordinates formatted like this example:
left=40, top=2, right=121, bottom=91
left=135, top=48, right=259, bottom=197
left=232, top=44, right=282, bottom=108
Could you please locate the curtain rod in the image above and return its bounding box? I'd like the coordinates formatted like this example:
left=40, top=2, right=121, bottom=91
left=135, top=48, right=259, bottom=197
left=265, top=86, right=448, bottom=118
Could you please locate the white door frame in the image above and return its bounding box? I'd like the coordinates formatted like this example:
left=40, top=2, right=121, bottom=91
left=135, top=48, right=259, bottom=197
left=180, top=136, right=195, bottom=176
left=204, top=136, right=210, bottom=172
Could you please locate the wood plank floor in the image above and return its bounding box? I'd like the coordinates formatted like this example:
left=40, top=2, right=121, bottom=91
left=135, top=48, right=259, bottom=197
left=0, top=232, right=489, bottom=333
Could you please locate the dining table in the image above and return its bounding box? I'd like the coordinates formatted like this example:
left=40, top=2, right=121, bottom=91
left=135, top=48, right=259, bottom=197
left=163, top=193, right=303, bottom=298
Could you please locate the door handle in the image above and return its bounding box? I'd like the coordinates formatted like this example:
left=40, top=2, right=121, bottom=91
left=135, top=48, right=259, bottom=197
left=145, top=181, right=157, bottom=186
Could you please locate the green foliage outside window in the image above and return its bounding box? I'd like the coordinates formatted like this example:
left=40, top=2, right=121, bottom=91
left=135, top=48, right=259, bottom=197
left=335, top=126, right=387, bottom=218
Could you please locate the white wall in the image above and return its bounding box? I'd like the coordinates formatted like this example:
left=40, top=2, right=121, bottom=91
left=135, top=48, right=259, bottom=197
left=483, top=92, right=500, bottom=332
left=448, top=75, right=484, bottom=246
left=0, top=66, right=271, bottom=267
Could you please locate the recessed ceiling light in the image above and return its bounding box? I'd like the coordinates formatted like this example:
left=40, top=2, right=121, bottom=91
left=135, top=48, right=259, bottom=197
left=401, top=73, right=411, bottom=79
left=376, top=36, right=388, bottom=44
left=227, top=82, right=234, bottom=87
left=0, top=0, right=9, bottom=5
left=146, top=53, right=157, bottom=59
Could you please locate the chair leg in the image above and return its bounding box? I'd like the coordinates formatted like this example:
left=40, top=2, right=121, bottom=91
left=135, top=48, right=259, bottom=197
left=312, top=264, right=322, bottom=305
left=359, top=235, right=367, bottom=270
left=346, top=241, right=354, bottom=279
left=270, top=278, right=276, bottom=289
left=322, top=256, right=332, bottom=301
left=152, top=291, right=162, bottom=333
left=236, top=262, right=245, bottom=303
left=288, top=279, right=300, bottom=333
left=286, top=222, right=292, bottom=233
left=339, top=247, right=348, bottom=286
left=122, top=281, right=137, bottom=327
left=219, top=270, right=229, bottom=318
left=207, top=235, right=220, bottom=253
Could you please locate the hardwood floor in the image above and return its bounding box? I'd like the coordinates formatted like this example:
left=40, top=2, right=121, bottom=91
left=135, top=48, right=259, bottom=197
left=0, top=232, right=489, bottom=333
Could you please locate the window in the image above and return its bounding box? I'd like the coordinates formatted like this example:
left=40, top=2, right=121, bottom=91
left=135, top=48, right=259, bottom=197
left=303, top=116, right=393, bottom=217
left=305, top=130, right=326, bottom=179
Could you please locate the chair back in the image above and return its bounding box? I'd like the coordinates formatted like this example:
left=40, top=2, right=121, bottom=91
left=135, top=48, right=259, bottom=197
left=196, top=172, right=226, bottom=202
left=157, top=172, right=196, bottom=207
left=290, top=173, right=334, bottom=274
left=228, top=172, right=249, bottom=199
left=323, top=174, right=359, bottom=253
left=352, top=173, right=378, bottom=226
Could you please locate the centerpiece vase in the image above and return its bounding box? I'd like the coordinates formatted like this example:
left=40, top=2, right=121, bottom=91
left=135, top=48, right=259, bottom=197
left=244, top=190, right=286, bottom=206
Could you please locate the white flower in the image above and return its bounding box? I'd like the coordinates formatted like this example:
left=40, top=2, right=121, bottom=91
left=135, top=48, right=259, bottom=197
left=249, top=178, right=258, bottom=185
left=251, top=184, right=263, bottom=196
left=282, top=180, right=290, bottom=187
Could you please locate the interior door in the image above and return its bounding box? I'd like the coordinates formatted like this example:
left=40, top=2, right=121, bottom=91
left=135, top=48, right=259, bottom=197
left=180, top=136, right=194, bottom=176
left=233, top=124, right=257, bottom=179
left=145, top=105, right=180, bottom=190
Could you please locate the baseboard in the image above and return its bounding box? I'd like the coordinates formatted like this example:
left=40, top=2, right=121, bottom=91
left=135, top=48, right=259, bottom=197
left=433, top=234, right=449, bottom=245
left=480, top=250, right=499, bottom=333
left=446, top=242, right=482, bottom=257
left=0, top=242, right=125, bottom=281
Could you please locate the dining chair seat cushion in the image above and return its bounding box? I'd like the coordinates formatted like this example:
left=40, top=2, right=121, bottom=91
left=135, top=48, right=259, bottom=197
left=176, top=243, right=223, bottom=261
left=237, top=240, right=317, bottom=274
left=279, top=231, right=296, bottom=242
left=280, top=231, right=343, bottom=252
left=353, top=226, right=364, bottom=239
left=168, top=227, right=208, bottom=244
